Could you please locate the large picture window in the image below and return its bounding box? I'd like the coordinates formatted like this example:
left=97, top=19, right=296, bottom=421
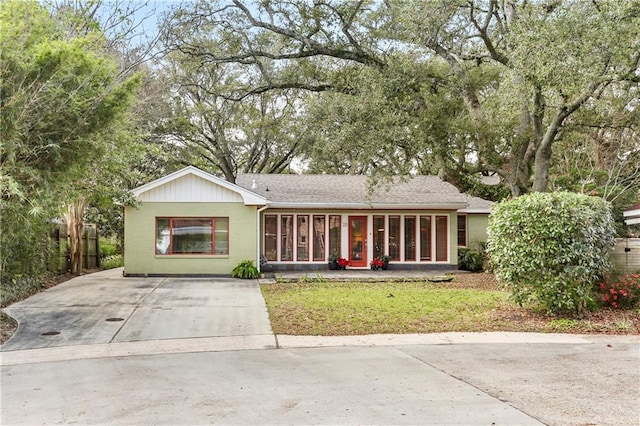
left=156, top=217, right=228, bottom=255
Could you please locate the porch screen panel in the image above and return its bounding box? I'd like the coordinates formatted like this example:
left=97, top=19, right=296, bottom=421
left=214, top=218, right=229, bottom=255
left=373, top=216, right=385, bottom=258
left=388, top=216, right=400, bottom=261
left=420, top=216, right=432, bottom=261
left=436, top=216, right=448, bottom=261
left=297, top=215, right=309, bottom=261
left=404, top=216, right=416, bottom=261
left=264, top=215, right=277, bottom=261
left=313, top=215, right=326, bottom=261
left=281, top=215, right=293, bottom=261
left=329, top=215, right=341, bottom=258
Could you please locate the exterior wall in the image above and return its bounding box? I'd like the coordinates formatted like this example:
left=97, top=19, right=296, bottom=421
left=124, top=202, right=257, bottom=276
left=467, top=214, right=490, bottom=246
left=610, top=238, right=640, bottom=273
left=260, top=209, right=460, bottom=270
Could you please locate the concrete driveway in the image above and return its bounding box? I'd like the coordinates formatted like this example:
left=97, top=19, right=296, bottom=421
left=1, top=268, right=275, bottom=351
left=2, top=270, right=639, bottom=425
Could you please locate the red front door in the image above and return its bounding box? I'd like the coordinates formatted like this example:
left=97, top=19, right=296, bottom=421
left=349, top=216, right=367, bottom=267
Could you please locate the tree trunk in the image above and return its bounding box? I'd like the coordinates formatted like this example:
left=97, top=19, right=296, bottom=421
left=64, top=198, right=87, bottom=274
left=532, top=112, right=565, bottom=193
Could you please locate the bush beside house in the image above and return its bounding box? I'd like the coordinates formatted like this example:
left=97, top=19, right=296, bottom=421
left=488, top=192, right=616, bottom=315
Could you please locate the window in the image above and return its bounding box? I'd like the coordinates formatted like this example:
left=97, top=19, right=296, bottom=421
left=313, top=215, right=326, bottom=261
left=404, top=216, right=416, bottom=261
left=297, top=215, right=309, bottom=261
left=457, top=215, right=467, bottom=247
left=264, top=215, right=277, bottom=261
left=281, top=215, right=293, bottom=261
left=155, top=217, right=228, bottom=255
left=388, top=216, right=400, bottom=261
left=436, top=216, right=448, bottom=261
left=420, top=216, right=432, bottom=261
left=373, top=216, right=385, bottom=258
left=329, top=215, right=341, bottom=258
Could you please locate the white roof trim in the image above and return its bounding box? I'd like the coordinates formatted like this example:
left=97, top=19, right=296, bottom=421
left=623, top=208, right=640, bottom=218
left=459, top=208, right=492, bottom=214
left=266, top=202, right=468, bottom=210
left=131, top=166, right=267, bottom=206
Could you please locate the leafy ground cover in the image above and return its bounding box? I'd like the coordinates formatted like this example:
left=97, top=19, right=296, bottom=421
left=261, top=274, right=640, bottom=336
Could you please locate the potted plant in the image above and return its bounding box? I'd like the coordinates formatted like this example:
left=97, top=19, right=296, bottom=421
left=328, top=253, right=339, bottom=270
left=370, top=258, right=384, bottom=270
left=337, top=257, right=349, bottom=270
left=378, top=255, right=390, bottom=270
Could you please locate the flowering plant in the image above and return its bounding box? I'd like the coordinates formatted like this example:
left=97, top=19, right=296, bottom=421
left=370, top=258, right=384, bottom=270
left=337, top=257, right=349, bottom=269
left=597, top=273, right=640, bottom=309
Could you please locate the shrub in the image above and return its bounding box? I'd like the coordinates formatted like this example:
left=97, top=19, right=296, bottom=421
left=597, top=272, right=640, bottom=309
left=458, top=242, right=488, bottom=272
left=0, top=273, right=46, bottom=308
left=101, top=255, right=123, bottom=270
left=231, top=260, right=259, bottom=279
left=99, top=240, right=119, bottom=258
left=488, top=192, right=615, bottom=314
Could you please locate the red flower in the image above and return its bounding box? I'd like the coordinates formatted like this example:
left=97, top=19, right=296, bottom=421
left=337, top=257, right=349, bottom=268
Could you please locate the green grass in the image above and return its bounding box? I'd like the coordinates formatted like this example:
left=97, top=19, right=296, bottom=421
left=261, top=281, right=509, bottom=335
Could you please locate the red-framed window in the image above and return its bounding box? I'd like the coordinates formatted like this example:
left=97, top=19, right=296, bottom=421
left=281, top=215, right=293, bottom=261
left=457, top=214, right=467, bottom=247
left=328, top=215, right=341, bottom=258
left=420, top=216, right=432, bottom=261
left=313, top=215, right=326, bottom=261
left=388, top=216, right=401, bottom=261
left=155, top=217, right=228, bottom=255
left=435, top=215, right=448, bottom=261
left=297, top=215, right=309, bottom=261
left=404, top=216, right=416, bottom=261
left=264, top=215, right=278, bottom=261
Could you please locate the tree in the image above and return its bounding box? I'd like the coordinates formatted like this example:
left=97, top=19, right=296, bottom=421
left=0, top=0, right=140, bottom=275
left=156, top=41, right=309, bottom=182
left=162, top=0, right=639, bottom=199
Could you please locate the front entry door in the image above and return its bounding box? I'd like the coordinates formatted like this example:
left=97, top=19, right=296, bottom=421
left=349, top=216, right=367, bottom=267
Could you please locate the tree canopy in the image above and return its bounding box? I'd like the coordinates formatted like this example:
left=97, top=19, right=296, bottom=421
left=162, top=0, right=639, bottom=202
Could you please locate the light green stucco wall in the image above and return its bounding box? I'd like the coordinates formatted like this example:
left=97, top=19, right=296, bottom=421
left=467, top=214, right=490, bottom=246
left=124, top=202, right=257, bottom=275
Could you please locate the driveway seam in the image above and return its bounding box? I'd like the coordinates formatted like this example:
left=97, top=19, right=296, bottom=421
left=397, top=347, right=547, bottom=425
left=109, top=277, right=167, bottom=343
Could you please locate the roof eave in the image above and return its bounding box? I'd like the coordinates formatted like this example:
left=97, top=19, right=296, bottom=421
left=266, top=202, right=468, bottom=210
left=459, top=208, right=492, bottom=214
left=131, top=166, right=267, bottom=206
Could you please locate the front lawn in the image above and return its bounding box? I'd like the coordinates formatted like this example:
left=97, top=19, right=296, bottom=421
left=261, top=274, right=640, bottom=335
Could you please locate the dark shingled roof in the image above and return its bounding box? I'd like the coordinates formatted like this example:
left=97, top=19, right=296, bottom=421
left=236, top=174, right=489, bottom=210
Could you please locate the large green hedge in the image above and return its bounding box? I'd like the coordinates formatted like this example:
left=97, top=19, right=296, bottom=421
left=487, top=192, right=615, bottom=314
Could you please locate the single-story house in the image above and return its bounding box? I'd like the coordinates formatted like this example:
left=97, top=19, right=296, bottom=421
left=123, top=166, right=492, bottom=276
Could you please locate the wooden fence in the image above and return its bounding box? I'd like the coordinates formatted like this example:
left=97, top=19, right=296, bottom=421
left=610, top=238, right=640, bottom=273
left=49, top=224, right=99, bottom=273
